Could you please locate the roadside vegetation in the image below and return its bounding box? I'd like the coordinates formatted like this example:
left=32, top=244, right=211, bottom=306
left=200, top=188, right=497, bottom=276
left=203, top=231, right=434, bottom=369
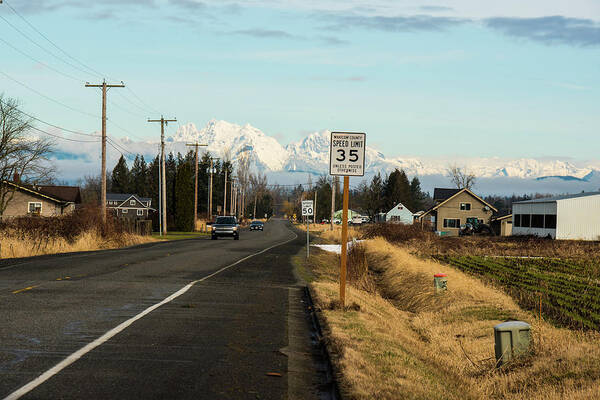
left=297, top=224, right=600, bottom=399
left=0, top=207, right=155, bottom=259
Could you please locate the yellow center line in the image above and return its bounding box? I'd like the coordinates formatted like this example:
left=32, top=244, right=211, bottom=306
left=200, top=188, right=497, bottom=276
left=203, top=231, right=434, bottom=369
left=12, top=285, right=40, bottom=294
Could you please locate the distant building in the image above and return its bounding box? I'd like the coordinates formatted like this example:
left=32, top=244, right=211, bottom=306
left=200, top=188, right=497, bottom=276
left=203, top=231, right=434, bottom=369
left=491, top=213, right=512, bottom=236
left=106, top=193, right=153, bottom=219
left=384, top=202, right=413, bottom=224
left=512, top=192, right=600, bottom=240
left=1, top=181, right=81, bottom=218
left=417, top=188, right=497, bottom=236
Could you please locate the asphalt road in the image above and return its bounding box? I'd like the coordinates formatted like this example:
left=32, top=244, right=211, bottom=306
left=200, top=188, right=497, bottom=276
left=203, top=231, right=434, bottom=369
left=0, top=219, right=328, bottom=399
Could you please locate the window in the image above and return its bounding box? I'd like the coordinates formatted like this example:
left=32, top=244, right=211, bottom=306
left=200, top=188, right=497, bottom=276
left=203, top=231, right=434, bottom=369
left=514, top=214, right=521, bottom=227
left=137, top=209, right=144, bottom=216
left=545, top=214, right=557, bottom=229
left=443, top=218, right=461, bottom=228
left=531, top=214, right=544, bottom=228
left=521, top=214, right=530, bottom=228
left=28, top=202, right=42, bottom=214
left=122, top=209, right=128, bottom=214
left=460, top=203, right=471, bottom=211
left=130, top=200, right=136, bottom=206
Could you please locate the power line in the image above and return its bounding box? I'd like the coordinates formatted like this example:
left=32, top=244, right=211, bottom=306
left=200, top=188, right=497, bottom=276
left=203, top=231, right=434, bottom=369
left=29, top=125, right=101, bottom=143
left=0, top=35, right=84, bottom=82
left=0, top=69, right=101, bottom=119
left=126, top=86, right=161, bottom=115
left=107, top=137, right=135, bottom=156
left=0, top=100, right=100, bottom=138
left=3, top=0, right=105, bottom=79
left=114, top=90, right=152, bottom=114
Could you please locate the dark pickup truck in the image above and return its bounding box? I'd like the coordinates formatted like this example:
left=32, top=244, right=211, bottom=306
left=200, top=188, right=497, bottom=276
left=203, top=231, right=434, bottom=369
left=211, top=216, right=240, bottom=240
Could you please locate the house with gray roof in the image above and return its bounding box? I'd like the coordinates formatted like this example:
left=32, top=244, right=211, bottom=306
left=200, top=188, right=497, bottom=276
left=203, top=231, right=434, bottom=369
left=106, top=193, right=154, bottom=219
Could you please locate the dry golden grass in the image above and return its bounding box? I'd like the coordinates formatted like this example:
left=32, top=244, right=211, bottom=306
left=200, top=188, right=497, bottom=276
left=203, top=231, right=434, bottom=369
left=296, top=222, right=360, bottom=243
left=307, top=237, right=600, bottom=400
left=0, top=230, right=155, bottom=259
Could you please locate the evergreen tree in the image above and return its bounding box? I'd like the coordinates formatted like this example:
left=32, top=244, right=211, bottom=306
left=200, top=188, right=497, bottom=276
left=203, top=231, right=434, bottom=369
left=148, top=155, right=160, bottom=230
left=174, top=159, right=194, bottom=231
left=383, top=168, right=411, bottom=210
left=130, top=155, right=148, bottom=196
left=367, top=173, right=385, bottom=217
left=166, top=152, right=177, bottom=224
left=409, top=177, right=425, bottom=212
left=111, top=155, right=131, bottom=193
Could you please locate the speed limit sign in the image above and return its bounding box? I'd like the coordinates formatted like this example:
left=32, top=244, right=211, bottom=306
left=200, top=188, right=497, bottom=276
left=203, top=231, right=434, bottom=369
left=329, top=132, right=366, bottom=176
left=302, top=200, right=314, bottom=216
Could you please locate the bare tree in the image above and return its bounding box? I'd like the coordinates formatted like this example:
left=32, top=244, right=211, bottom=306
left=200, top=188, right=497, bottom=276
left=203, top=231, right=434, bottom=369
left=0, top=95, right=54, bottom=215
left=249, top=172, right=268, bottom=219
left=235, top=150, right=252, bottom=219
left=447, top=164, right=476, bottom=190
left=78, top=174, right=102, bottom=205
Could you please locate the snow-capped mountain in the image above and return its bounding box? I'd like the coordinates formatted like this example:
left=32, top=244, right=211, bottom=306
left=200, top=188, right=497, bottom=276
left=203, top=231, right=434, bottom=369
left=171, top=120, right=287, bottom=171
left=47, top=119, right=600, bottom=193
left=168, top=121, right=600, bottom=181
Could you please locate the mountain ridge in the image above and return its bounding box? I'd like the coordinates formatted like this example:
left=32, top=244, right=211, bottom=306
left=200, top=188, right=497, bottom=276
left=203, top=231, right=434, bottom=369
left=166, top=120, right=600, bottom=181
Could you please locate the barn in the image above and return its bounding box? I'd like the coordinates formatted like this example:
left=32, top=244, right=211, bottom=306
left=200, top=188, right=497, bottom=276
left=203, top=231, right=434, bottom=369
left=512, top=192, right=600, bottom=240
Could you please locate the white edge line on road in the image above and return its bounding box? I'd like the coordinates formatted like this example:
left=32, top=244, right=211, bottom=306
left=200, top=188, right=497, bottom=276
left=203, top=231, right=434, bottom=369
left=4, top=229, right=298, bottom=400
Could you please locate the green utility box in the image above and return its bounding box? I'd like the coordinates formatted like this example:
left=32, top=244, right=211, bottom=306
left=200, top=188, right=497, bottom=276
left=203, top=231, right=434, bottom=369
left=434, top=273, right=447, bottom=292
left=494, top=321, right=531, bottom=366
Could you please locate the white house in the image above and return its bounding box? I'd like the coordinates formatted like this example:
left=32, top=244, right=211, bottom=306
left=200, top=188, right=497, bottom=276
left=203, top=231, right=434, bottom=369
left=385, top=202, right=413, bottom=224
left=512, top=192, right=600, bottom=240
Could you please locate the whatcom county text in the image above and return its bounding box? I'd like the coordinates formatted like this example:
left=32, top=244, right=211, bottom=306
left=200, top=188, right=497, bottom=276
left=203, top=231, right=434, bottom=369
left=329, top=132, right=366, bottom=176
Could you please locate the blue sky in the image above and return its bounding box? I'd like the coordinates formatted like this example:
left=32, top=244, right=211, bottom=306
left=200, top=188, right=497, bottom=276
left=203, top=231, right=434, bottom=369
left=1, top=0, right=600, bottom=161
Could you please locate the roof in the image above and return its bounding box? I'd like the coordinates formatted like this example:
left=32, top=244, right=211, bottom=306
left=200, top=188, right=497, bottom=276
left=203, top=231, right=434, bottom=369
left=25, top=185, right=81, bottom=203
left=386, top=202, right=413, bottom=215
left=2, top=181, right=80, bottom=204
left=492, top=213, right=512, bottom=221
left=433, top=188, right=461, bottom=201
left=513, top=191, right=600, bottom=204
left=107, top=193, right=151, bottom=203
left=418, top=188, right=498, bottom=219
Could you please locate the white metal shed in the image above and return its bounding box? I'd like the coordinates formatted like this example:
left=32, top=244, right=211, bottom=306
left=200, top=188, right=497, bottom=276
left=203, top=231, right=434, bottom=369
left=385, top=202, right=414, bottom=225
left=512, top=192, right=600, bottom=240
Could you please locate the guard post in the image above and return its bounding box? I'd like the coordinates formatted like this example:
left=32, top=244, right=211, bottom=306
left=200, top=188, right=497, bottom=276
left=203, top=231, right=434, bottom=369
left=329, top=131, right=366, bottom=308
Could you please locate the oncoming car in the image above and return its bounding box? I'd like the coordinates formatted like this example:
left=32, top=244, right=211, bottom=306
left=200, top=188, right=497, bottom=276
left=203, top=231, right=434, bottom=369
left=249, top=220, right=264, bottom=231
left=211, top=216, right=239, bottom=240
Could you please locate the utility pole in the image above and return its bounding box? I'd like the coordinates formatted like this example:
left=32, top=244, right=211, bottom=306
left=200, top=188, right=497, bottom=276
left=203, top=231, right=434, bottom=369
left=228, top=176, right=236, bottom=216
left=148, top=116, right=176, bottom=235
left=85, top=80, right=125, bottom=223
left=223, top=167, right=228, bottom=216
left=186, top=142, right=208, bottom=229
left=208, top=157, right=219, bottom=219
left=314, top=190, right=318, bottom=224
left=331, top=176, right=337, bottom=231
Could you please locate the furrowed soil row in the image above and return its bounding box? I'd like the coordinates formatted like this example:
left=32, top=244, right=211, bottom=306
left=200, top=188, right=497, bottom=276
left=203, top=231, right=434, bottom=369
left=437, top=255, right=600, bottom=330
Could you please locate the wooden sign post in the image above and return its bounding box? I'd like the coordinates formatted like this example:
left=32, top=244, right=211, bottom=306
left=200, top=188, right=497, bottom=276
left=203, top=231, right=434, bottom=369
left=329, top=131, right=366, bottom=308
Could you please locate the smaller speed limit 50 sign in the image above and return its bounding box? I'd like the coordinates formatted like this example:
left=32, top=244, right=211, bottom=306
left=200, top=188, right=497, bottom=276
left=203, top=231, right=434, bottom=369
left=329, top=132, right=366, bottom=176
left=302, top=200, right=314, bottom=216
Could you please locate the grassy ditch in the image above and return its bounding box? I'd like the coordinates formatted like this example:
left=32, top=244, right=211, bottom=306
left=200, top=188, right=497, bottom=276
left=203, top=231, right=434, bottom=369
left=0, top=207, right=156, bottom=259
left=298, top=237, right=600, bottom=399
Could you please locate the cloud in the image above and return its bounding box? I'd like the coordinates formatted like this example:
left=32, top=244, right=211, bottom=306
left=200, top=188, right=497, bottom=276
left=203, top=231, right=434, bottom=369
left=333, top=14, right=468, bottom=32
left=169, top=0, right=206, bottom=12
left=11, top=0, right=158, bottom=15
left=419, top=6, right=454, bottom=12
left=317, top=35, right=349, bottom=45
left=310, top=75, right=367, bottom=82
left=230, top=29, right=295, bottom=39
left=485, top=16, right=600, bottom=47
